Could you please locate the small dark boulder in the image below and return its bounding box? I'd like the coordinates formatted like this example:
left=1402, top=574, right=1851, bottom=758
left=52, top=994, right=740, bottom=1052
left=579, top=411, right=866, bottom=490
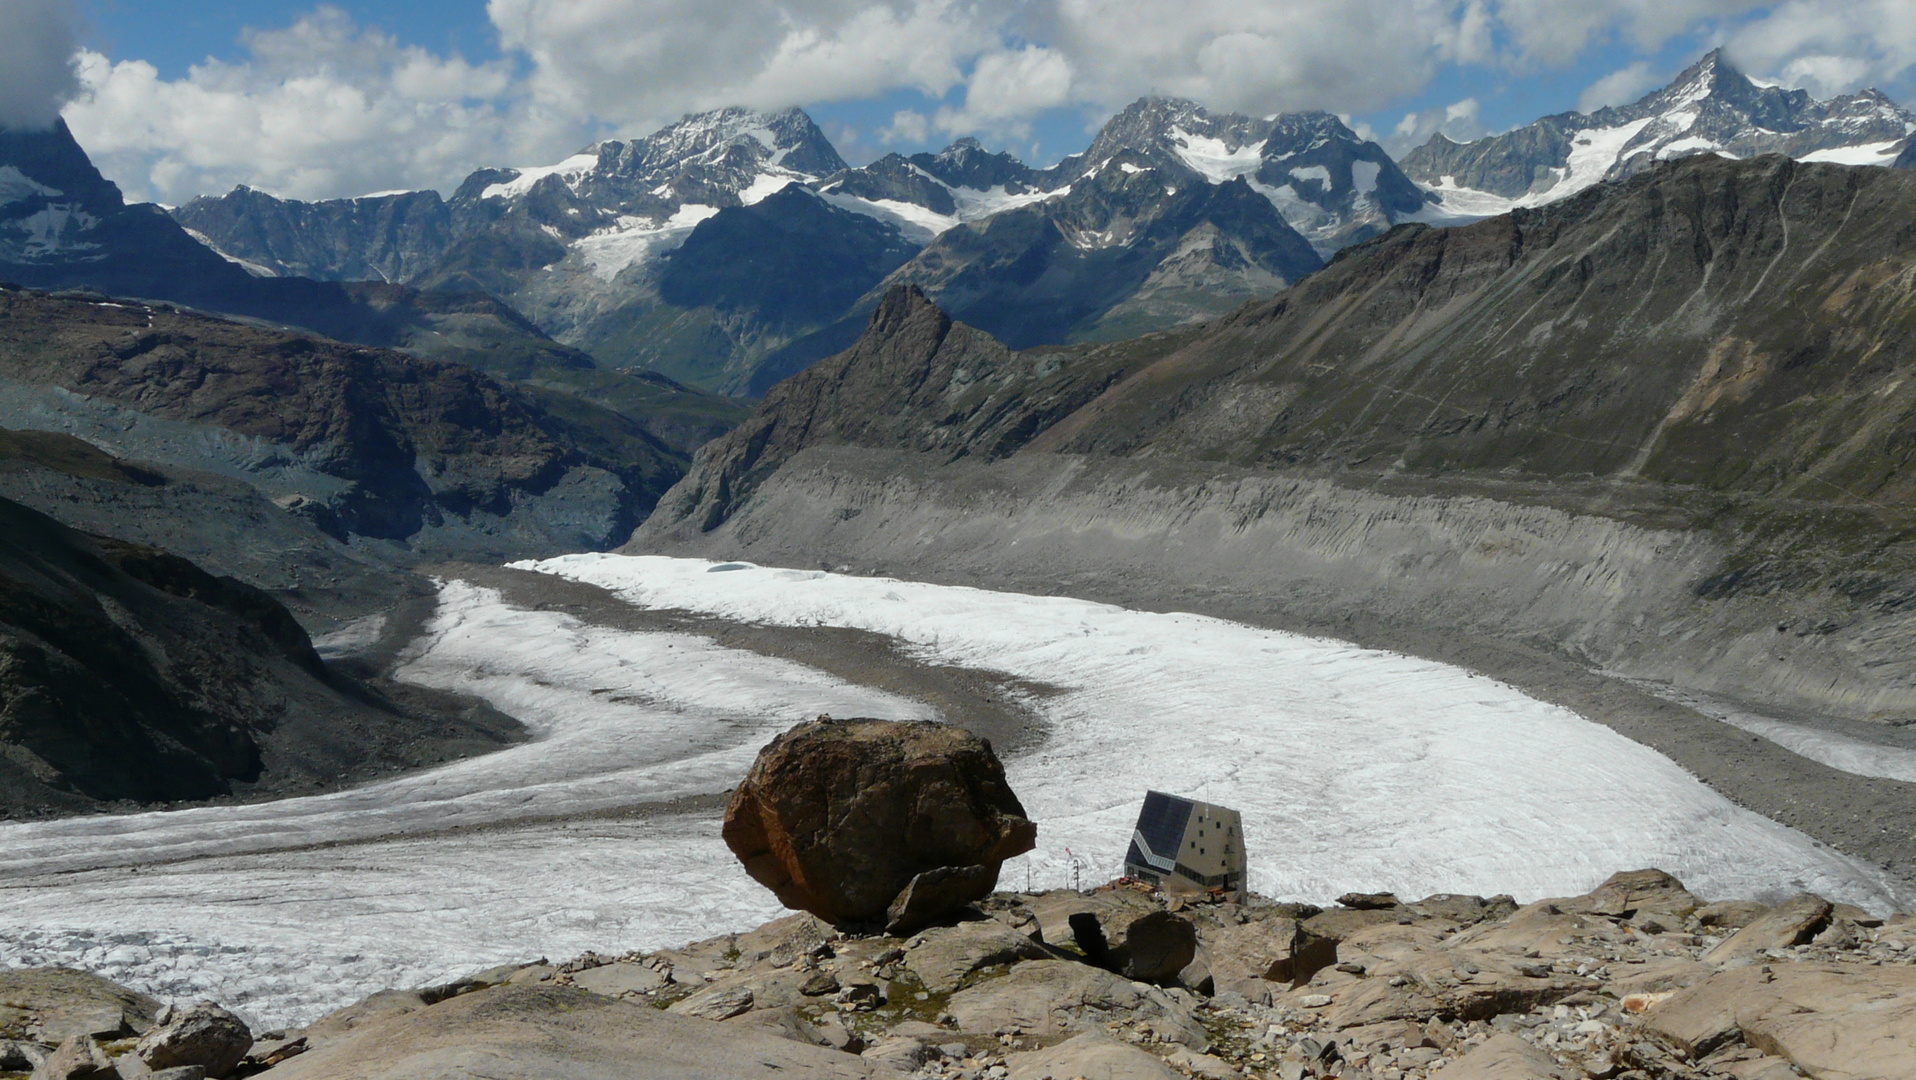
left=724, top=717, right=1036, bottom=927
left=1111, top=911, right=1198, bottom=982
left=134, top=1002, right=252, bottom=1079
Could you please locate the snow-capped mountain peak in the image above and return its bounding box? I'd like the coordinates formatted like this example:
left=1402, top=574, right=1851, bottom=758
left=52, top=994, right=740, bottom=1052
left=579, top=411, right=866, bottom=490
left=817, top=97, right=1426, bottom=255
left=1403, top=49, right=1916, bottom=221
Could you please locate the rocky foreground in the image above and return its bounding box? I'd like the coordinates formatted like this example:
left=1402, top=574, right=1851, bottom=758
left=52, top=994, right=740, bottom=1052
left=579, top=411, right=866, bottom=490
left=5, top=869, right=1911, bottom=1080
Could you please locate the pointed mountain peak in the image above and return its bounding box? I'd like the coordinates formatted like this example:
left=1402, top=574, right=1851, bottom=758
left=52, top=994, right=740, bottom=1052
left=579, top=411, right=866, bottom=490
left=1629, top=48, right=1759, bottom=114
left=0, top=117, right=125, bottom=211
left=866, top=283, right=950, bottom=340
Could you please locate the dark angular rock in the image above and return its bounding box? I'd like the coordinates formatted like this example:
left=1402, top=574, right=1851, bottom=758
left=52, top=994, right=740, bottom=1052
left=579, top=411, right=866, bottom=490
left=885, top=865, right=1000, bottom=935
left=134, top=1002, right=251, bottom=1079
left=1112, top=912, right=1199, bottom=982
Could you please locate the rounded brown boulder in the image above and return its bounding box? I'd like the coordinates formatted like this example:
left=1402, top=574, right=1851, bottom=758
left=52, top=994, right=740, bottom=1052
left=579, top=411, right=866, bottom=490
left=723, top=717, right=1037, bottom=927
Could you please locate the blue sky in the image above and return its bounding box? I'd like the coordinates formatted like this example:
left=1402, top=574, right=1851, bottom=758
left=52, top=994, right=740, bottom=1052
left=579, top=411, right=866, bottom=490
left=30, top=1, right=1916, bottom=203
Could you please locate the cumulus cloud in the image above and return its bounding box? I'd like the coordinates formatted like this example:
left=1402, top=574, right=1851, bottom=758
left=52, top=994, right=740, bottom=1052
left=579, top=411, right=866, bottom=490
left=1385, top=98, right=1488, bottom=155
left=0, top=0, right=83, bottom=130
left=63, top=7, right=541, bottom=203
left=1724, top=0, right=1916, bottom=98
left=488, top=0, right=992, bottom=131
left=1578, top=60, right=1664, bottom=112
left=55, top=0, right=1916, bottom=203
left=933, top=45, right=1075, bottom=138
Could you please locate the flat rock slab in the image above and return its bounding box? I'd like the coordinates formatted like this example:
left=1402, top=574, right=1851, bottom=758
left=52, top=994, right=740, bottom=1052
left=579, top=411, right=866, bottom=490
left=1004, top=1031, right=1181, bottom=1080
left=0, top=968, right=159, bottom=1044
left=259, top=985, right=901, bottom=1080
left=1440, top=1032, right=1572, bottom=1079
left=1644, top=961, right=1916, bottom=1077
left=569, top=963, right=666, bottom=999
left=905, top=919, right=1052, bottom=994
left=1704, top=894, right=1833, bottom=965
left=946, top=960, right=1206, bottom=1050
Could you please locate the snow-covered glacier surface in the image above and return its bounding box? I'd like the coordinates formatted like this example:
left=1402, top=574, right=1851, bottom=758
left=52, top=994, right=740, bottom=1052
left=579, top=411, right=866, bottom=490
left=1, top=557, right=1908, bottom=1028
left=528, top=556, right=1907, bottom=913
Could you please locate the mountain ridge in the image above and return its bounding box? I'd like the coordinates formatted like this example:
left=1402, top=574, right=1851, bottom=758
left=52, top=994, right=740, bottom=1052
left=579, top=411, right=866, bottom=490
left=1404, top=49, right=1916, bottom=218
left=639, top=152, right=1916, bottom=733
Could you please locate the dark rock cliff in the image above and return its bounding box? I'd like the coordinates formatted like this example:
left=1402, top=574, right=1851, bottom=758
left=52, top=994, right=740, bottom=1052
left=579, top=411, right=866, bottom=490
left=0, top=495, right=515, bottom=812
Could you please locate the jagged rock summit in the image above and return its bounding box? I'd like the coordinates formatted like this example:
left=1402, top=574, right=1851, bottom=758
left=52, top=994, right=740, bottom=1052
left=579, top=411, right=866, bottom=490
left=722, top=717, right=1037, bottom=929
left=1404, top=48, right=1916, bottom=216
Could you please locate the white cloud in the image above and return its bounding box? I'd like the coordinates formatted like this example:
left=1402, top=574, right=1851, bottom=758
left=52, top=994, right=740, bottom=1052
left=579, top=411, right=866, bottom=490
left=1490, top=0, right=1760, bottom=66
left=488, top=0, right=992, bottom=131
left=1578, top=60, right=1664, bottom=112
left=0, top=0, right=82, bottom=129
left=933, top=45, right=1075, bottom=138
left=881, top=108, right=931, bottom=145
left=1724, top=0, right=1916, bottom=98
left=63, top=7, right=544, bottom=204
left=1385, top=97, right=1487, bottom=155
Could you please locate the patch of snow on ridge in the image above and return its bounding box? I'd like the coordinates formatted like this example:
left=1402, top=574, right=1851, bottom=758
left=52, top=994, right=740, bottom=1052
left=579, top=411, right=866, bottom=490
left=739, top=171, right=800, bottom=205
left=530, top=555, right=1910, bottom=913
left=1559, top=117, right=1658, bottom=198
left=1803, top=140, right=1907, bottom=166
left=1169, top=127, right=1266, bottom=182
left=575, top=205, right=719, bottom=281
left=0, top=165, right=58, bottom=204
left=481, top=151, right=600, bottom=200
left=950, top=183, right=1068, bottom=218
left=1656, top=136, right=1722, bottom=160
left=1352, top=160, right=1382, bottom=195
left=819, top=191, right=958, bottom=243
left=1288, top=165, right=1331, bottom=185
left=180, top=228, right=279, bottom=277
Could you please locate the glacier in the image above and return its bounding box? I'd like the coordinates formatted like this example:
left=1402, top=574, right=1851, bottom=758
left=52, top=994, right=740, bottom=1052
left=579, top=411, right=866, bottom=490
left=0, top=558, right=1907, bottom=1030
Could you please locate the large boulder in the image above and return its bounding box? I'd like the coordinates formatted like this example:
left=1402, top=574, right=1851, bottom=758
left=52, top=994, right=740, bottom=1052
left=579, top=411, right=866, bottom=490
left=723, top=717, right=1036, bottom=926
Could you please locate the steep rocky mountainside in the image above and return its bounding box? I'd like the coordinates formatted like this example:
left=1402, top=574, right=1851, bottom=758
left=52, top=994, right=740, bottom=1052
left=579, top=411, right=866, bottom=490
left=172, top=185, right=453, bottom=283
left=0, top=427, right=410, bottom=629
left=0, top=286, right=685, bottom=560
left=0, top=493, right=518, bottom=813
left=640, top=154, right=1916, bottom=726
left=523, top=184, right=923, bottom=395
left=1403, top=49, right=1916, bottom=218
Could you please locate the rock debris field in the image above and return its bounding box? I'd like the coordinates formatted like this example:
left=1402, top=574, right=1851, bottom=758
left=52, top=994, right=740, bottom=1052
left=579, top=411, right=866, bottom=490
left=1, top=556, right=1909, bottom=1031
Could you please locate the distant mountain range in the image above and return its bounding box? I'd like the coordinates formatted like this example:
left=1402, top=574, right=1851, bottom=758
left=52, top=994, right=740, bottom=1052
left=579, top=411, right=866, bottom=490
left=3, top=49, right=1910, bottom=403
left=172, top=101, right=1422, bottom=394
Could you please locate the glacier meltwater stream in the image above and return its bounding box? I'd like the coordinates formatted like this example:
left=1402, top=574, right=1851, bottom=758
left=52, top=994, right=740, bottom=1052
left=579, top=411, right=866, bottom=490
left=1, top=555, right=1907, bottom=1028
